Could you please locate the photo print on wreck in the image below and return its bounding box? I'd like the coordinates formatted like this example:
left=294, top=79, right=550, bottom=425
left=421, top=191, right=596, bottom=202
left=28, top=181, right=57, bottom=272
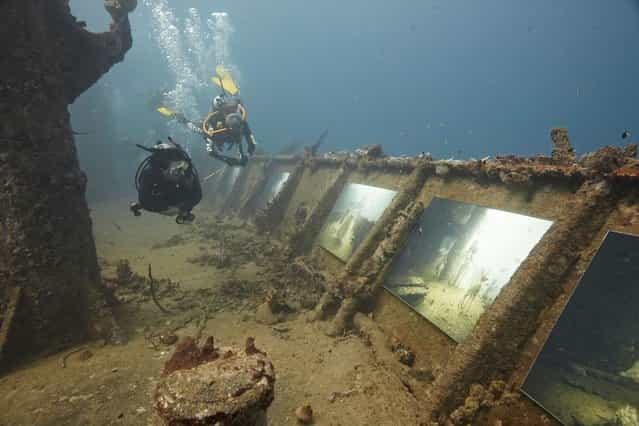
left=522, top=231, right=639, bottom=426
left=317, top=183, right=397, bottom=262
left=253, top=172, right=291, bottom=210
left=384, top=197, right=552, bottom=342
left=219, top=166, right=242, bottom=197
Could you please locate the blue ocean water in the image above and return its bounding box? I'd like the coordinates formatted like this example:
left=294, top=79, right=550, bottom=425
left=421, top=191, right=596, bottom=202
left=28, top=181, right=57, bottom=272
left=70, top=0, right=639, bottom=160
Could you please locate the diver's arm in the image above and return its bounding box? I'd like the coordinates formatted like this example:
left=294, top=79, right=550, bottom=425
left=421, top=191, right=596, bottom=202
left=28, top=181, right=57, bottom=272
left=186, top=121, right=205, bottom=135
left=173, top=113, right=205, bottom=136
left=238, top=138, right=247, bottom=160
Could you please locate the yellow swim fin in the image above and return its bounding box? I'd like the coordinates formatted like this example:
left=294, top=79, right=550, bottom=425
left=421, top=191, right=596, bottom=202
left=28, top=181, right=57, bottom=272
left=157, top=106, right=176, bottom=117
left=212, top=65, right=239, bottom=95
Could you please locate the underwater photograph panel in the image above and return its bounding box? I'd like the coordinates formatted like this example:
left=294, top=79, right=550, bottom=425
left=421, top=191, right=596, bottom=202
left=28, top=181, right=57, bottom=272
left=317, top=183, right=397, bottom=262
left=522, top=231, right=639, bottom=426
left=220, top=166, right=242, bottom=197
left=254, top=172, right=290, bottom=210
left=384, top=197, right=553, bottom=342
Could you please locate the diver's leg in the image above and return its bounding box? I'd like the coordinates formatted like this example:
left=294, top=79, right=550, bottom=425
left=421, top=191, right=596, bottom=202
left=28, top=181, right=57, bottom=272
left=237, top=140, right=248, bottom=166
left=207, top=139, right=246, bottom=167
left=208, top=148, right=240, bottom=166
left=243, top=121, right=257, bottom=155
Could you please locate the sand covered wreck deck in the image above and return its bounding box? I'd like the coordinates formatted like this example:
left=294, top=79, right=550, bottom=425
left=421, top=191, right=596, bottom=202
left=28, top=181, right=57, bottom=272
left=202, top=129, right=639, bottom=424
left=2, top=127, right=639, bottom=425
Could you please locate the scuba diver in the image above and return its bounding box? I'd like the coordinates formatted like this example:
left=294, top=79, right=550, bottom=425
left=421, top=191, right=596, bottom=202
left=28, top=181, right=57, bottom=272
left=174, top=93, right=256, bottom=166
left=157, top=65, right=257, bottom=167
left=130, top=137, right=202, bottom=224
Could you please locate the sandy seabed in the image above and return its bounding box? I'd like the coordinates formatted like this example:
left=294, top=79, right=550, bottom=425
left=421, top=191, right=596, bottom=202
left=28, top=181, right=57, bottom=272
left=0, top=198, right=423, bottom=426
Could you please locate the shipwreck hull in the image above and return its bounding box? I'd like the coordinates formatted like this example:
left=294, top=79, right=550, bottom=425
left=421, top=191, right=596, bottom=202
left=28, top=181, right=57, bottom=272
left=202, top=135, right=639, bottom=424
left=0, top=0, right=135, bottom=365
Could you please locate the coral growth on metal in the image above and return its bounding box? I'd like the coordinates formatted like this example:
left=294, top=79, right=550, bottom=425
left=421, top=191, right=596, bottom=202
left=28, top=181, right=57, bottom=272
left=259, top=129, right=638, bottom=187
left=155, top=336, right=275, bottom=426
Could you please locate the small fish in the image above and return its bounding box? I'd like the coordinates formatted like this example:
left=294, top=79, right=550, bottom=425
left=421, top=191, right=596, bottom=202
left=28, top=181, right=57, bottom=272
left=418, top=226, right=423, bottom=236
left=112, top=222, right=122, bottom=232
left=622, top=130, right=631, bottom=140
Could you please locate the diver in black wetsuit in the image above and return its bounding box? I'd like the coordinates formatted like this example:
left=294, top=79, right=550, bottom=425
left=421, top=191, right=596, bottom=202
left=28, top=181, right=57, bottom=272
left=130, top=137, right=202, bottom=224
left=172, top=94, right=257, bottom=167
